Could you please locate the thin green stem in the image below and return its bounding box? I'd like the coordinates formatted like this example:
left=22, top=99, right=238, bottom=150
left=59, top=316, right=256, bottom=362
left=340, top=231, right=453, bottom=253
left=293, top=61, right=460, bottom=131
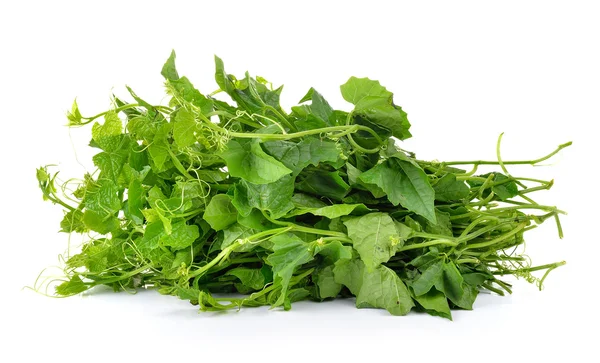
left=442, top=141, right=572, bottom=166
left=396, top=239, right=458, bottom=252
left=462, top=223, right=526, bottom=250
left=76, top=103, right=142, bottom=125
left=492, top=261, right=566, bottom=275
left=167, top=148, right=194, bottom=180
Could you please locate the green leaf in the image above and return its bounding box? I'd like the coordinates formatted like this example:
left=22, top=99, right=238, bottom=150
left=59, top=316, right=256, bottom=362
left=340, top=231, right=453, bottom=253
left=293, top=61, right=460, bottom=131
left=203, top=194, right=238, bottom=231
left=66, top=99, right=83, bottom=126
left=138, top=222, right=164, bottom=253
left=237, top=209, right=276, bottom=231
left=232, top=175, right=295, bottom=219
left=160, top=221, right=199, bottom=250
left=148, top=137, right=171, bottom=172
left=60, top=210, right=87, bottom=233
left=161, top=50, right=179, bottom=81
left=92, top=142, right=129, bottom=183
left=91, top=111, right=122, bottom=151
left=359, top=159, right=436, bottom=223
left=81, top=210, right=120, bottom=234
left=451, top=284, right=478, bottom=310
left=125, top=178, right=145, bottom=225
left=226, top=267, right=266, bottom=291
left=219, top=139, right=292, bottom=184
left=340, top=77, right=411, bottom=140
left=356, top=265, right=414, bottom=316
left=412, top=259, right=444, bottom=296
left=314, top=240, right=353, bottom=265
left=55, top=275, right=89, bottom=296
left=173, top=109, right=198, bottom=148
left=263, top=138, right=342, bottom=175
left=344, top=212, right=400, bottom=271
left=286, top=203, right=371, bottom=219
left=266, top=233, right=314, bottom=307
left=333, top=258, right=364, bottom=296
left=340, top=77, right=392, bottom=105
left=291, top=193, right=327, bottom=208
left=315, top=265, right=342, bottom=298
left=169, top=77, right=213, bottom=115
left=297, top=87, right=334, bottom=125
left=220, top=223, right=260, bottom=252
left=434, top=261, right=465, bottom=304
left=295, top=170, right=350, bottom=201
left=83, top=179, right=121, bottom=215
left=434, top=173, right=470, bottom=201
left=413, top=289, right=452, bottom=320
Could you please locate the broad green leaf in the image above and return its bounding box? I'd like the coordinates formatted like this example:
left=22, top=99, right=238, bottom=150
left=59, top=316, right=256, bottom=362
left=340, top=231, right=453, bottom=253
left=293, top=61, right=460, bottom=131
left=412, top=259, right=444, bottom=296
left=161, top=50, right=179, bottom=81
left=148, top=138, right=171, bottom=172
left=91, top=111, right=122, bottom=151
left=160, top=221, right=199, bottom=250
left=359, top=159, right=436, bottom=223
left=92, top=146, right=129, bottom=183
left=414, top=210, right=453, bottom=237
left=55, top=275, right=89, bottom=296
left=344, top=212, right=400, bottom=271
left=263, top=138, right=342, bottom=175
left=173, top=109, right=198, bottom=148
left=314, top=240, right=353, bottom=265
left=266, top=233, right=314, bottom=307
left=354, top=104, right=412, bottom=141
left=315, top=265, right=341, bottom=298
left=291, top=193, right=327, bottom=208
left=356, top=265, right=414, bottom=316
left=340, top=77, right=391, bottom=105
left=138, top=222, right=164, bottom=253
left=296, top=170, right=350, bottom=201
left=298, top=87, right=334, bottom=124
left=434, top=173, right=470, bottom=201
left=203, top=194, right=238, bottom=231
left=169, top=77, right=213, bottom=115
left=413, top=289, right=452, bottom=320
left=226, top=267, right=266, bottom=291
left=340, top=77, right=411, bottom=140
left=237, top=209, right=276, bottom=231
left=125, top=178, right=145, bottom=225
left=451, top=284, right=478, bottom=310
left=232, top=175, right=295, bottom=219
left=434, top=261, right=465, bottom=304
left=83, top=179, right=121, bottom=215
left=81, top=210, right=120, bottom=234
left=60, top=210, right=86, bottom=233
left=219, top=139, right=291, bottom=184
left=220, top=223, right=260, bottom=252
left=333, top=258, right=364, bottom=295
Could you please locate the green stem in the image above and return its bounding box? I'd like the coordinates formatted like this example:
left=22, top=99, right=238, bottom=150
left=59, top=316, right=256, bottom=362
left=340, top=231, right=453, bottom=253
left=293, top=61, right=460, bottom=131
left=167, top=148, right=194, bottom=180
left=261, top=211, right=349, bottom=238
left=229, top=125, right=375, bottom=141
left=93, top=264, right=152, bottom=285
left=264, top=105, right=296, bottom=132
left=77, top=103, right=142, bottom=125
left=396, top=239, right=458, bottom=252
left=442, top=141, right=572, bottom=166
left=492, top=261, right=566, bottom=275
left=462, top=223, right=526, bottom=250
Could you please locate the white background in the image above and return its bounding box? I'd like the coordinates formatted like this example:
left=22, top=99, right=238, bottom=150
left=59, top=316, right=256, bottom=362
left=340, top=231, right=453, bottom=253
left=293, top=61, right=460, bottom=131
left=1, top=1, right=598, bottom=361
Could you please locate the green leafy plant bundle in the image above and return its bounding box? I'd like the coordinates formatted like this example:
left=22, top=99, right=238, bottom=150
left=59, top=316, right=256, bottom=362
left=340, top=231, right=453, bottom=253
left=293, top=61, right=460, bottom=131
left=36, top=51, right=570, bottom=319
